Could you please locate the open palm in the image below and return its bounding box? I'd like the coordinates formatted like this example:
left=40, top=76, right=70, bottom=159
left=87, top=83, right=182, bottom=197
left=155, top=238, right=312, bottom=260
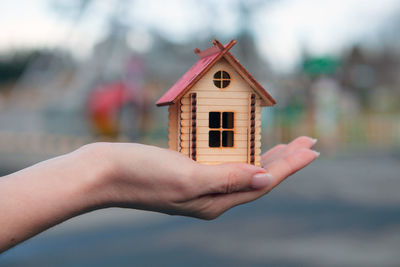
left=105, top=136, right=319, bottom=220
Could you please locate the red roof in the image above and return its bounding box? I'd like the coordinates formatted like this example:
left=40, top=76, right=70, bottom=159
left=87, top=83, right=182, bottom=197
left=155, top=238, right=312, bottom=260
left=156, top=39, right=276, bottom=106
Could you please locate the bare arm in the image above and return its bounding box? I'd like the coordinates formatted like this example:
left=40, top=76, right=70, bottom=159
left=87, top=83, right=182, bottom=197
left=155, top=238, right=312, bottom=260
left=0, top=136, right=318, bottom=252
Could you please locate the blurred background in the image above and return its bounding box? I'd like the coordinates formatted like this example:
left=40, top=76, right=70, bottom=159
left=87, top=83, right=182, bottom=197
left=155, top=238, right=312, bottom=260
left=0, top=0, right=399, bottom=266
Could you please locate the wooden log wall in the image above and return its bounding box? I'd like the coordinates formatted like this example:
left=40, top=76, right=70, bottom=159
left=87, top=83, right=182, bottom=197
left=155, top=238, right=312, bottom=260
left=168, top=103, right=179, bottom=151
left=179, top=58, right=262, bottom=165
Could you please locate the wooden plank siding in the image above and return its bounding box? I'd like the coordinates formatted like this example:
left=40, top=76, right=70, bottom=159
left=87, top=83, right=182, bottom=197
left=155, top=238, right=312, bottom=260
left=168, top=104, right=179, bottom=151
left=180, top=126, right=248, bottom=135
left=180, top=112, right=250, bottom=120
left=178, top=58, right=263, bottom=165
left=181, top=148, right=262, bottom=155
left=180, top=140, right=261, bottom=148
left=181, top=133, right=257, bottom=141
left=180, top=119, right=260, bottom=128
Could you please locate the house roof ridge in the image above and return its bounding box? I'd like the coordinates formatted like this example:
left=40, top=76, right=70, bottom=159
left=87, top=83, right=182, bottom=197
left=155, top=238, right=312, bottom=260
left=194, top=39, right=236, bottom=59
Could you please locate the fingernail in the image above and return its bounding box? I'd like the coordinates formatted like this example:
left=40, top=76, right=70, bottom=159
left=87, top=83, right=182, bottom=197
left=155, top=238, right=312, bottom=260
left=251, top=173, right=274, bottom=189
left=310, top=138, right=318, bottom=144
left=313, top=150, right=321, bottom=157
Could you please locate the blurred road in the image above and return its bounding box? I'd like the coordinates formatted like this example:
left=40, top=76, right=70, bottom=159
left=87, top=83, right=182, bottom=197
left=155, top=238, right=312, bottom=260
left=1, top=152, right=400, bottom=267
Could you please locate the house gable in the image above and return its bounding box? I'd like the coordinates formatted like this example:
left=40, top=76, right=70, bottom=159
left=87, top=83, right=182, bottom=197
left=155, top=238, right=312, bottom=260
left=186, top=58, right=260, bottom=97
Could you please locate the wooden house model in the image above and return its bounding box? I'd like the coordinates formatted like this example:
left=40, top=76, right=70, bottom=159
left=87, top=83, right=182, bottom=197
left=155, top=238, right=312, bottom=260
left=156, top=39, right=276, bottom=166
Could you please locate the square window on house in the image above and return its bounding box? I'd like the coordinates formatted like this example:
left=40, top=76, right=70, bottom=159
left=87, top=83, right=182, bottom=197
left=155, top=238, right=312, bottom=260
left=209, top=131, right=220, bottom=147
left=209, top=112, right=220, bottom=128
left=208, top=111, right=235, bottom=148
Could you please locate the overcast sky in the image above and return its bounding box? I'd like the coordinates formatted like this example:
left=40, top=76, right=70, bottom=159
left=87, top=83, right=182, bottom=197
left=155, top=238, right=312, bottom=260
left=0, top=0, right=398, bottom=71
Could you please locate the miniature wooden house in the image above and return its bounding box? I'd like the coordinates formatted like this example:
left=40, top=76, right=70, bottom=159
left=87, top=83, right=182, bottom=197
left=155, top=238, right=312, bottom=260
left=156, top=39, right=276, bottom=166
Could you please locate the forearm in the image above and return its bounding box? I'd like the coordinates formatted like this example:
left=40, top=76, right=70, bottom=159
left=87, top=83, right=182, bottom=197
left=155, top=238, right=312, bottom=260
left=0, top=145, right=110, bottom=252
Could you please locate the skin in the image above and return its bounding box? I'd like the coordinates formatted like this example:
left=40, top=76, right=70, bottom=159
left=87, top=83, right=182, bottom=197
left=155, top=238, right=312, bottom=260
left=0, top=136, right=318, bottom=253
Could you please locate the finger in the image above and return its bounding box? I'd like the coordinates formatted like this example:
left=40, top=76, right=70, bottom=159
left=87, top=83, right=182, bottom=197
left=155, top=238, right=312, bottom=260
left=266, top=147, right=318, bottom=186
left=194, top=163, right=268, bottom=195
left=261, top=144, right=287, bottom=161
left=214, top=148, right=319, bottom=211
left=267, top=136, right=316, bottom=163
left=261, top=136, right=317, bottom=167
left=260, top=145, right=287, bottom=168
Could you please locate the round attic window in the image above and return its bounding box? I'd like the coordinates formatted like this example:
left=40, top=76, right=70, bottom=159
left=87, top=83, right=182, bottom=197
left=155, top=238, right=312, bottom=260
left=213, top=71, right=231, bottom=89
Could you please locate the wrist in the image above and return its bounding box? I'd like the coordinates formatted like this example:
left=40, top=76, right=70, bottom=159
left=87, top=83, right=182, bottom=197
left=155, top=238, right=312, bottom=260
left=70, top=143, right=116, bottom=211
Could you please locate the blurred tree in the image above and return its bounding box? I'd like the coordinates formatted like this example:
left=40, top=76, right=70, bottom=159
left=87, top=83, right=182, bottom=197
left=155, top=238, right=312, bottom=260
left=0, top=50, right=74, bottom=87
left=0, top=51, right=38, bottom=86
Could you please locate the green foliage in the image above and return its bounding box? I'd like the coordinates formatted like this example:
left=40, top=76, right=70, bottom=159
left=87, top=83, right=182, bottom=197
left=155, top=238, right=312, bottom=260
left=302, top=56, right=340, bottom=77
left=276, top=98, right=306, bottom=126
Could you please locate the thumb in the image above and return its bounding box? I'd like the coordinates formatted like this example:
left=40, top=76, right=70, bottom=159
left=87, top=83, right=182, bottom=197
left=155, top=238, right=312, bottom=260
left=195, top=163, right=273, bottom=194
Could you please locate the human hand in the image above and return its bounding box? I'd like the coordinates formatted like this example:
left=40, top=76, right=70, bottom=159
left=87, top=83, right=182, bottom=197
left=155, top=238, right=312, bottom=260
left=90, top=136, right=318, bottom=220
left=0, top=136, right=318, bottom=252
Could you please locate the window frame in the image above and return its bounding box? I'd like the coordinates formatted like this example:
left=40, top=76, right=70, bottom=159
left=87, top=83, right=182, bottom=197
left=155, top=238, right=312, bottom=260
left=213, top=70, right=231, bottom=89
left=208, top=111, right=235, bottom=148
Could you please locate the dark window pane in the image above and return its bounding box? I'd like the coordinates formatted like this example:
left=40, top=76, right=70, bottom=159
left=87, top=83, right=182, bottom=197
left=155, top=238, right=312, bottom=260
left=213, top=71, right=222, bottom=79
left=209, top=112, right=221, bottom=128
left=213, top=80, right=222, bottom=88
left=222, top=80, right=230, bottom=88
left=209, top=131, right=220, bottom=147
left=222, top=131, right=234, bottom=147
left=222, top=71, right=230, bottom=79
left=222, top=112, right=234, bottom=129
